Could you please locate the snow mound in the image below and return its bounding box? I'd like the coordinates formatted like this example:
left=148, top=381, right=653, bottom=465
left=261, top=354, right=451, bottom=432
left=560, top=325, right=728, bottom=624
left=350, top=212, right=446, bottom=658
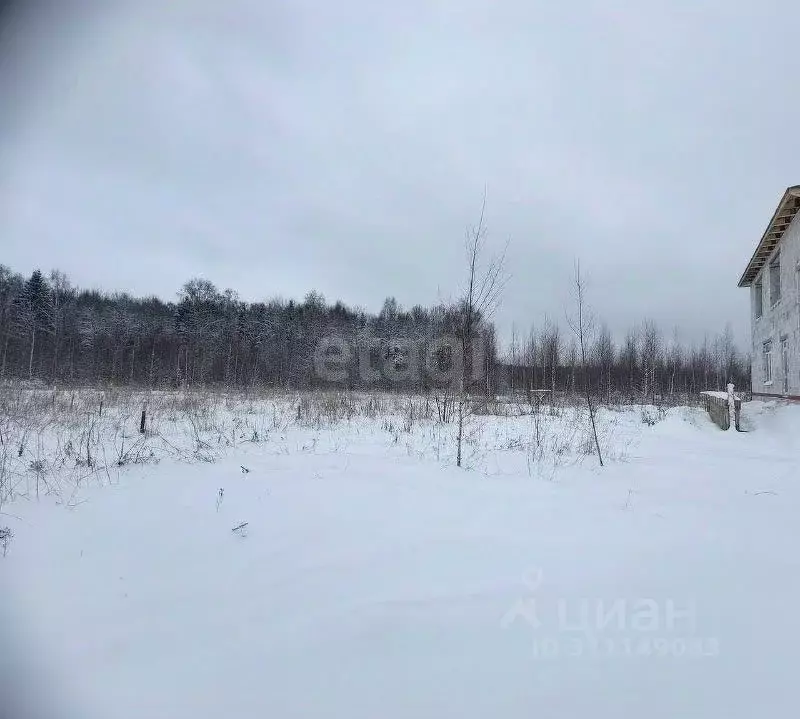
left=741, top=399, right=800, bottom=441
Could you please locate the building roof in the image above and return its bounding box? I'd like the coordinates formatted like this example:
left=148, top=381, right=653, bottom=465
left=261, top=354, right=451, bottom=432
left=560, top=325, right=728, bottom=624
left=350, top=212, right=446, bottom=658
left=738, top=185, right=800, bottom=287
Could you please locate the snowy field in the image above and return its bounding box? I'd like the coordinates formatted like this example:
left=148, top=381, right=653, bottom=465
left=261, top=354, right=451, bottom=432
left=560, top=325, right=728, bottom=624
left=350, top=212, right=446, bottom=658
left=1, top=389, right=799, bottom=718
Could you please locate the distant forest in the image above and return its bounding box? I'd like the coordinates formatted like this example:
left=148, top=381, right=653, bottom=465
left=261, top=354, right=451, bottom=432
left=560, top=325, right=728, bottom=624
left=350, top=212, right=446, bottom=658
left=0, top=265, right=749, bottom=399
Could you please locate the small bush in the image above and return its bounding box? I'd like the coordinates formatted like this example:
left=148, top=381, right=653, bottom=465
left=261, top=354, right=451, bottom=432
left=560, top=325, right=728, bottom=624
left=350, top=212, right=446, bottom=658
left=0, top=527, right=12, bottom=557
left=28, top=459, right=46, bottom=474
left=640, top=406, right=666, bottom=426
left=579, top=432, right=596, bottom=455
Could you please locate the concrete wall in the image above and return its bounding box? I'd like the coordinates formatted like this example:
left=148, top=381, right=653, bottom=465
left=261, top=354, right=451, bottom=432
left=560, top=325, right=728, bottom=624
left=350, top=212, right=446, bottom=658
left=750, top=213, right=800, bottom=395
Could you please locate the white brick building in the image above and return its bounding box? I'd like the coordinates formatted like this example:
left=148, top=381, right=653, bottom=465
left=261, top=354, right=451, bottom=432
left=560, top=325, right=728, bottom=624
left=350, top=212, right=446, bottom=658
left=739, top=186, right=800, bottom=397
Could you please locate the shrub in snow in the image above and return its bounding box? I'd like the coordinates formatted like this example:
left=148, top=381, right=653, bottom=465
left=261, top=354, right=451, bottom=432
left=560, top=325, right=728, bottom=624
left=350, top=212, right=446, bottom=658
left=640, top=407, right=666, bottom=426
left=579, top=432, right=596, bottom=456
left=0, top=527, right=12, bottom=557
left=28, top=459, right=46, bottom=474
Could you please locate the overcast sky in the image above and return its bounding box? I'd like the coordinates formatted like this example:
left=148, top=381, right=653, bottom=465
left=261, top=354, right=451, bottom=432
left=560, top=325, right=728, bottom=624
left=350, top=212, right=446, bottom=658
left=2, top=0, right=799, bottom=348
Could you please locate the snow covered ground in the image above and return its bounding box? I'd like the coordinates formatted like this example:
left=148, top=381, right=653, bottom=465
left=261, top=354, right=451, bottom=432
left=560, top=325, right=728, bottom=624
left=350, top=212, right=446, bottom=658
left=2, top=392, right=799, bottom=718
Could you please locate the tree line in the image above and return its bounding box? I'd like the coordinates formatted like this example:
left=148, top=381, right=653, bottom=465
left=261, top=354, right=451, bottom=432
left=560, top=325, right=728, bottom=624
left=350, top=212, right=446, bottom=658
left=0, top=264, right=749, bottom=399
left=505, top=317, right=749, bottom=404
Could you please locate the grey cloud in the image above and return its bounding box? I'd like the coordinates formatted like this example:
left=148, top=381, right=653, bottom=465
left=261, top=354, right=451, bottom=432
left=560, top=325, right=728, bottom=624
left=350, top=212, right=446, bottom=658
left=3, top=0, right=799, bottom=348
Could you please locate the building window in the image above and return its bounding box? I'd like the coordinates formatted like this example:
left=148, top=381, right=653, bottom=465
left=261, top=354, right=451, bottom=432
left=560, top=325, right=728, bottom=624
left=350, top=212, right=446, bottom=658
left=763, top=340, right=773, bottom=384
left=755, top=277, right=763, bottom=318
left=770, top=252, right=781, bottom=306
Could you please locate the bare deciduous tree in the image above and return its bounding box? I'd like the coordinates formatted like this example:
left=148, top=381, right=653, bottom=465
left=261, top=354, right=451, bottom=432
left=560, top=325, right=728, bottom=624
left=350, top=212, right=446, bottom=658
left=566, top=261, right=603, bottom=466
left=540, top=319, right=561, bottom=403
left=593, top=323, right=615, bottom=405
left=641, top=319, right=661, bottom=404
left=455, top=197, right=509, bottom=468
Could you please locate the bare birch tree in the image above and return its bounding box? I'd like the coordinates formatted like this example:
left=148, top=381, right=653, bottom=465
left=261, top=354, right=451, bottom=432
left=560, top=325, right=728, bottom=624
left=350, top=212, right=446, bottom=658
left=641, top=319, right=661, bottom=404
left=540, top=319, right=561, bottom=403
left=593, top=322, right=615, bottom=405
left=566, top=261, right=603, bottom=466
left=455, top=198, right=508, bottom=468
